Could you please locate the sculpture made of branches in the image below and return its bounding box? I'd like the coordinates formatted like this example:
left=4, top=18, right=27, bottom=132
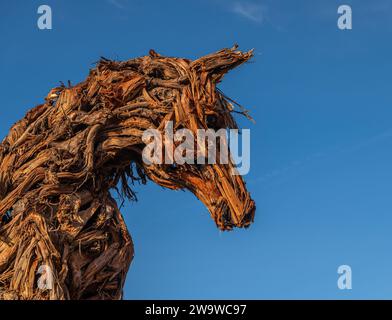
left=0, top=46, right=255, bottom=299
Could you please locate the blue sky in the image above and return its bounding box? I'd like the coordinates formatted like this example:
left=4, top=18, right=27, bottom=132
left=1, top=0, right=392, bottom=299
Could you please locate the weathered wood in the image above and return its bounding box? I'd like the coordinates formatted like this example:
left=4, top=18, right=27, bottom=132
left=0, top=46, right=255, bottom=300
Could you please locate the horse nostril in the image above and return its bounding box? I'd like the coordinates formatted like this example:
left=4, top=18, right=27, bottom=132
left=242, top=201, right=256, bottom=226
left=222, top=207, right=233, bottom=227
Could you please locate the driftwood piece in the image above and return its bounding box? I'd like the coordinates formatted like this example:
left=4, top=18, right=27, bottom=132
left=0, top=46, right=255, bottom=300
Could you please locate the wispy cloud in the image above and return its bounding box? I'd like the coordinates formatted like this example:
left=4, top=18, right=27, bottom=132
left=249, top=127, right=392, bottom=189
left=230, top=1, right=266, bottom=23
left=106, top=0, right=125, bottom=9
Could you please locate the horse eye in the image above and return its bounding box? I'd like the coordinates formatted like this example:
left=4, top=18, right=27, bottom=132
left=167, top=164, right=178, bottom=172
left=206, top=115, right=217, bottom=125
left=195, top=164, right=205, bottom=171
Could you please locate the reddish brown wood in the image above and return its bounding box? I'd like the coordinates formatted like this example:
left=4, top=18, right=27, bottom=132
left=0, top=46, right=255, bottom=299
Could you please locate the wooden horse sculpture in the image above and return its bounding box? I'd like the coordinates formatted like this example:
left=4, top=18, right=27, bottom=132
left=0, top=46, right=255, bottom=299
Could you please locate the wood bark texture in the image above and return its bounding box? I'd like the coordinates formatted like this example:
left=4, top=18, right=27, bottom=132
left=0, top=46, right=255, bottom=299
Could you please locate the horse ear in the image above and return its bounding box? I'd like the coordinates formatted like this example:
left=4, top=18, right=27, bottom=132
left=190, top=45, right=253, bottom=83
